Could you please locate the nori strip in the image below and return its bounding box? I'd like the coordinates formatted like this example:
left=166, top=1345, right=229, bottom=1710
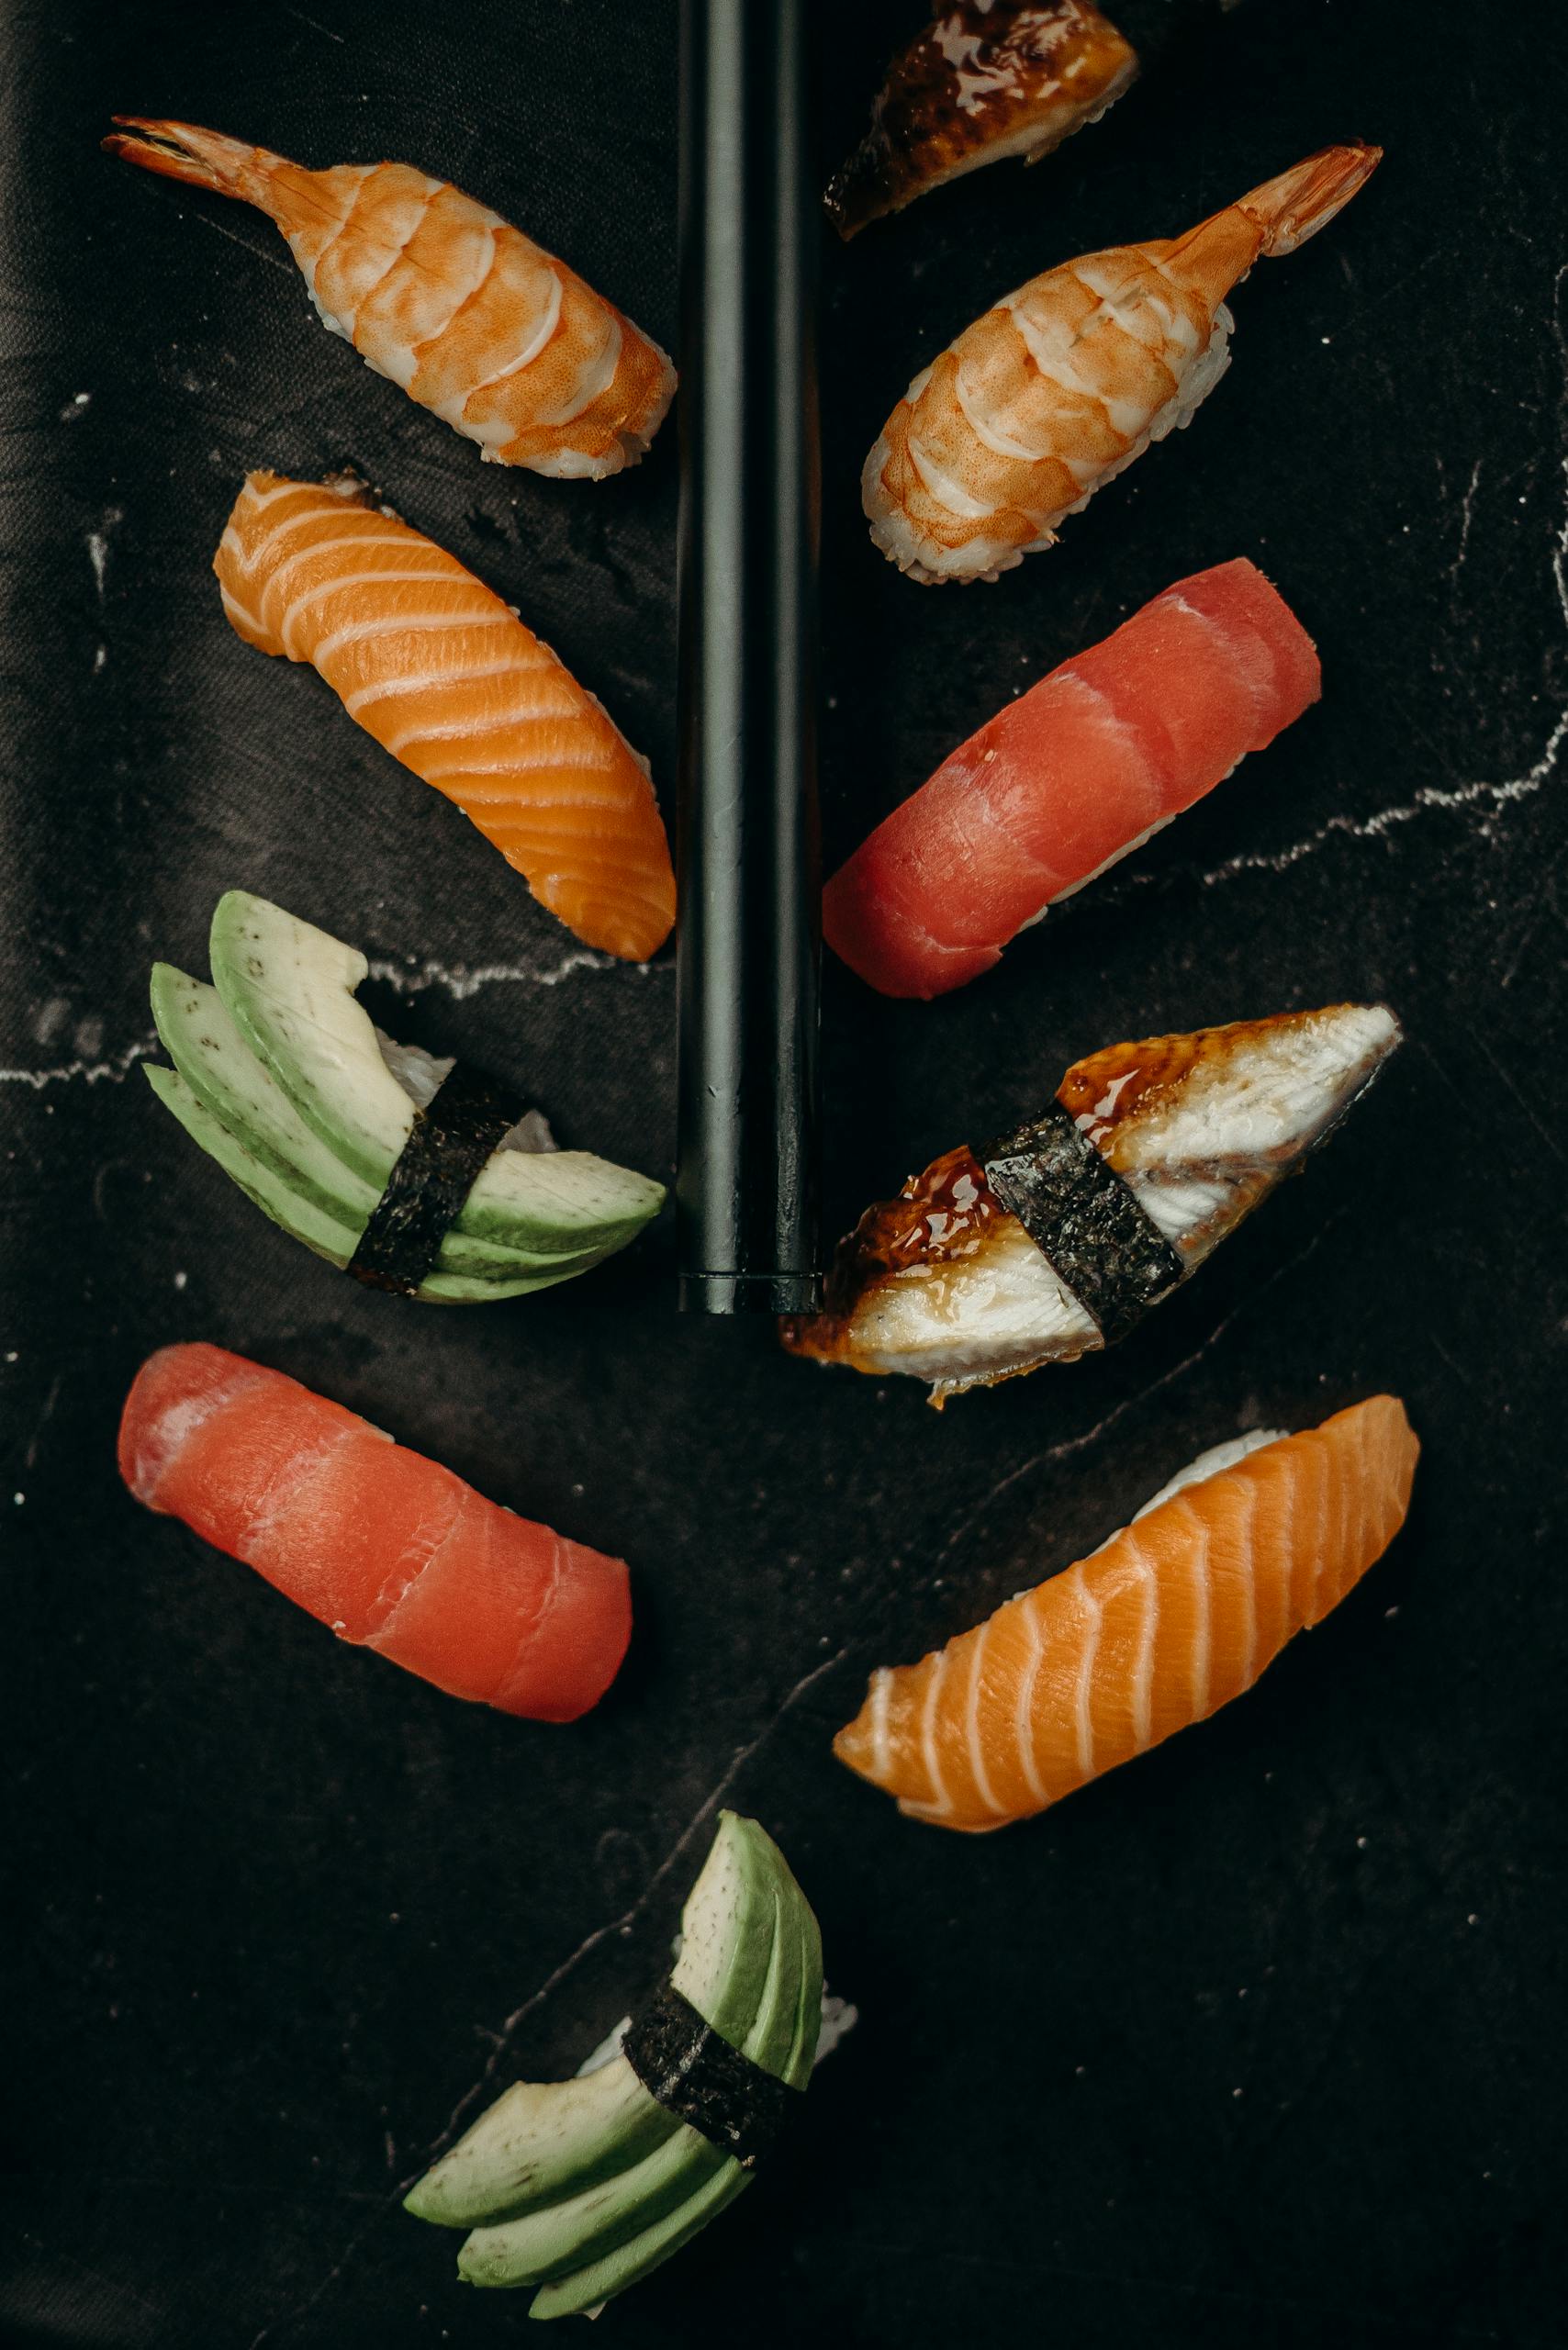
left=622, top=1980, right=798, bottom=2168
left=346, top=1062, right=530, bottom=1297
left=982, top=1099, right=1184, bottom=1347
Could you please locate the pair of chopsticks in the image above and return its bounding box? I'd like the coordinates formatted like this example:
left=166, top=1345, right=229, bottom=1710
left=675, top=0, right=822, bottom=1316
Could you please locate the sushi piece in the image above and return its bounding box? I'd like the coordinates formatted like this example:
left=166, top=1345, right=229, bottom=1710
left=863, top=142, right=1381, bottom=583
left=823, top=558, right=1319, bottom=999
left=104, top=118, right=674, bottom=477
left=118, top=1343, right=632, bottom=1720
left=406, top=1810, right=823, bottom=2316
left=145, top=891, right=665, bottom=1302
left=782, top=1003, right=1401, bottom=1403
left=214, top=472, right=676, bottom=962
left=825, top=2, right=1138, bottom=241
left=834, top=1395, right=1419, bottom=1830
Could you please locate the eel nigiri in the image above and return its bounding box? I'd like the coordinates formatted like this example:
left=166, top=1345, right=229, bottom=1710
left=825, top=2, right=1138, bottom=241
left=782, top=1003, right=1400, bottom=1403
left=834, top=1396, right=1419, bottom=1830
left=119, top=1344, right=632, bottom=1720
left=863, top=142, right=1381, bottom=583
left=823, top=558, right=1318, bottom=999
left=105, top=118, right=674, bottom=478
left=215, top=471, right=676, bottom=963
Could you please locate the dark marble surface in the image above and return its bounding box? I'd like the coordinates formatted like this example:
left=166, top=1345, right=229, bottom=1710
left=3, top=2, right=1565, bottom=2343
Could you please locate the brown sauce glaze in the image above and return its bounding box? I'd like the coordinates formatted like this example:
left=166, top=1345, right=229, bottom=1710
left=1058, top=1020, right=1264, bottom=1161
left=780, top=1146, right=1006, bottom=1360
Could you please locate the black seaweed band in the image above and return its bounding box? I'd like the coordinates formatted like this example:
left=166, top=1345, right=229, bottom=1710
left=981, top=1100, right=1184, bottom=1347
left=623, top=1980, right=796, bottom=2168
left=346, top=1063, right=529, bottom=1297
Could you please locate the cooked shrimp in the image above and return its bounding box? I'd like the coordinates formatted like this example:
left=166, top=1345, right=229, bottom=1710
left=104, top=118, right=675, bottom=479
left=863, top=143, right=1381, bottom=583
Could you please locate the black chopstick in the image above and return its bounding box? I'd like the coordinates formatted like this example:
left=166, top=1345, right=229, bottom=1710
left=674, top=0, right=823, bottom=1316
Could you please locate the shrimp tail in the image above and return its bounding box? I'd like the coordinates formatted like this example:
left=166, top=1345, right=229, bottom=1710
left=1236, top=141, right=1382, bottom=259
left=103, top=116, right=272, bottom=207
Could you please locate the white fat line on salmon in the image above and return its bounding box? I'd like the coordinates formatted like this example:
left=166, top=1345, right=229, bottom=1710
left=1014, top=1606, right=1049, bottom=1807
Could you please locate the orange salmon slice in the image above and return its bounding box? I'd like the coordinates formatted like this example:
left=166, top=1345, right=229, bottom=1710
left=834, top=1395, right=1418, bottom=1830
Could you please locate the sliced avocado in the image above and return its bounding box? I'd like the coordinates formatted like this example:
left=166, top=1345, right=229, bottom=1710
left=458, top=1870, right=809, bottom=2289
left=456, top=2119, right=730, bottom=2288
left=404, top=1813, right=783, bottom=2232
left=208, top=891, right=664, bottom=1256
left=150, top=968, right=596, bottom=1286
left=527, top=2156, right=745, bottom=2322
left=145, top=1067, right=578, bottom=1305
left=403, top=2063, right=679, bottom=2236
left=525, top=1886, right=824, bottom=2321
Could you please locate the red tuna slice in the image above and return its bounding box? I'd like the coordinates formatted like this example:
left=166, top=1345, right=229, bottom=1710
left=118, top=1343, right=631, bottom=1722
left=1066, top=564, right=1317, bottom=795
left=1174, top=559, right=1323, bottom=736
left=823, top=560, right=1319, bottom=1001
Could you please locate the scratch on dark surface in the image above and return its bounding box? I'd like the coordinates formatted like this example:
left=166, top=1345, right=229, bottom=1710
left=1497, top=845, right=1564, bottom=987
left=846, top=2238, right=1515, bottom=2340
left=23, top=1371, right=63, bottom=1469
left=927, top=1217, right=1348, bottom=1574
left=364, top=945, right=666, bottom=1001
left=281, top=0, right=346, bottom=39
left=1462, top=1024, right=1567, bottom=1166
left=1447, top=456, right=1484, bottom=583
left=181, top=206, right=295, bottom=280
left=1430, top=1335, right=1474, bottom=1391
left=1070, top=355, right=1568, bottom=911
left=0, top=947, right=667, bottom=1084
left=0, top=1034, right=154, bottom=1089
left=242, top=1648, right=847, bottom=2350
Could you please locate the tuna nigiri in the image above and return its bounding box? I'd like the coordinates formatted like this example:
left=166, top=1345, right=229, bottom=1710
left=863, top=143, right=1380, bottom=583
left=783, top=1004, right=1401, bottom=1402
left=118, top=1344, right=631, bottom=1721
left=215, top=471, right=676, bottom=962
left=105, top=118, right=674, bottom=478
left=835, top=1396, right=1419, bottom=1830
left=823, top=558, right=1318, bottom=999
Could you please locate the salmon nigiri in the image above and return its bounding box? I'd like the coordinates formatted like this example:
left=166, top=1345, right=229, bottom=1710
left=215, top=471, right=676, bottom=962
left=836, top=1397, right=1419, bottom=1830
left=864, top=143, right=1380, bottom=582
left=118, top=1344, right=632, bottom=1721
left=105, top=118, right=674, bottom=478
left=823, top=559, right=1319, bottom=998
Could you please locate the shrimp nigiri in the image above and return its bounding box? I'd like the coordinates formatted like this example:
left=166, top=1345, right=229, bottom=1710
left=104, top=118, right=675, bottom=479
left=215, top=471, right=677, bottom=962
left=118, top=1343, right=632, bottom=1721
left=863, top=142, right=1381, bottom=583
left=834, top=1396, right=1419, bottom=1830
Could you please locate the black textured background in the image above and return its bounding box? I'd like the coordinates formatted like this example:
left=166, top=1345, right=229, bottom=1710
left=4, top=3, right=1565, bottom=2344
